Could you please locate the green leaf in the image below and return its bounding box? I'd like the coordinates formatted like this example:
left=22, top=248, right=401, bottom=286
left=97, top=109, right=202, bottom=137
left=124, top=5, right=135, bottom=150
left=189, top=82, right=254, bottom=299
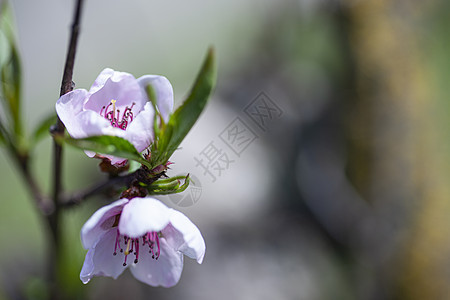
left=0, top=121, right=5, bottom=145
left=1, top=46, right=21, bottom=134
left=56, top=135, right=152, bottom=168
left=154, top=47, right=217, bottom=165
left=145, top=85, right=163, bottom=139
left=128, top=159, right=141, bottom=173
left=30, top=114, right=57, bottom=147
left=0, top=2, right=22, bottom=138
left=0, top=99, right=10, bottom=149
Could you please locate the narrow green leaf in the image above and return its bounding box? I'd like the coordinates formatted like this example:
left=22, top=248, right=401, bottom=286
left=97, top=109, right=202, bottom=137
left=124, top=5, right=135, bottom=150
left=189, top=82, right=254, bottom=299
left=128, top=159, right=141, bottom=173
left=0, top=121, right=5, bottom=145
left=146, top=84, right=158, bottom=111
left=0, top=118, right=12, bottom=147
left=30, top=114, right=57, bottom=146
left=1, top=46, right=21, bottom=134
left=145, top=85, right=162, bottom=139
left=155, top=47, right=217, bottom=165
left=56, top=135, right=151, bottom=168
left=0, top=2, right=22, bottom=137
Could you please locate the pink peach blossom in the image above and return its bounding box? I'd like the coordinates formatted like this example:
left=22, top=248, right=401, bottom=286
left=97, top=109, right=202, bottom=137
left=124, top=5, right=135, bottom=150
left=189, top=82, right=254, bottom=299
left=56, top=68, right=173, bottom=165
left=80, top=197, right=205, bottom=287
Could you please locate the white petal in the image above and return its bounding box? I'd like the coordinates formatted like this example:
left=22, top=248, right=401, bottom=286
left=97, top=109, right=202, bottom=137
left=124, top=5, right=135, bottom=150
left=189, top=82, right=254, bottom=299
left=84, top=150, right=96, bottom=158
left=63, top=110, right=127, bottom=163
left=80, top=245, right=95, bottom=284
left=118, top=197, right=170, bottom=238
left=110, top=69, right=137, bottom=83
left=130, top=238, right=183, bottom=287
left=81, top=199, right=129, bottom=249
left=80, top=229, right=127, bottom=283
left=67, top=110, right=126, bottom=164
left=64, top=110, right=123, bottom=139
left=89, top=68, right=114, bottom=94
left=55, top=89, right=89, bottom=134
left=85, top=71, right=147, bottom=115
left=162, top=209, right=206, bottom=263
left=123, top=102, right=155, bottom=152
left=108, top=156, right=128, bottom=166
left=84, top=147, right=128, bottom=166
left=137, top=75, right=174, bottom=122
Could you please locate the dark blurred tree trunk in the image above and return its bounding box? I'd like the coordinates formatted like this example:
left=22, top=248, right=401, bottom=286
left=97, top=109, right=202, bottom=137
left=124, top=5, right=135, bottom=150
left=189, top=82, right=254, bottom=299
left=345, top=0, right=449, bottom=299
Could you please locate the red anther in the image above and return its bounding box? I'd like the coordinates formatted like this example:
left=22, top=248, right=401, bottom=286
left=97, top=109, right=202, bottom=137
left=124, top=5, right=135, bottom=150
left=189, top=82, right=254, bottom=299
left=112, top=228, right=161, bottom=265
left=100, top=100, right=135, bottom=130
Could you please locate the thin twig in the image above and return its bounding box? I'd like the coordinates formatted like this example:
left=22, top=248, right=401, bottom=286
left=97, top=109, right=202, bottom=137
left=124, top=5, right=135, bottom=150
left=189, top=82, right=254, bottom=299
left=63, top=172, right=137, bottom=207
left=62, top=168, right=166, bottom=207
left=50, top=0, right=84, bottom=223
left=48, top=0, right=84, bottom=298
left=52, top=0, right=84, bottom=208
left=59, top=0, right=84, bottom=98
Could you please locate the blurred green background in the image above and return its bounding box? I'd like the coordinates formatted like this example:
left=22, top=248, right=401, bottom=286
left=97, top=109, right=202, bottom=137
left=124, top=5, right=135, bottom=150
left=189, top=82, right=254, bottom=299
left=2, top=0, right=450, bottom=299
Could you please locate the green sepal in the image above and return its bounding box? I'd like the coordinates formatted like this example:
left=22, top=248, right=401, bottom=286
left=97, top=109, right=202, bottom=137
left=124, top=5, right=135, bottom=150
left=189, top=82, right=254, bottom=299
left=147, top=175, right=190, bottom=195
left=55, top=135, right=152, bottom=168
left=151, top=175, right=188, bottom=185
left=149, top=175, right=188, bottom=189
left=150, top=179, right=180, bottom=190
left=153, top=47, right=217, bottom=166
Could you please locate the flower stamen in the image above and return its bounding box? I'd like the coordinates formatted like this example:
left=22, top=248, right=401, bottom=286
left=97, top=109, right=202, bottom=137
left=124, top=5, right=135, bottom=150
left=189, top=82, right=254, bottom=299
left=124, top=237, right=132, bottom=255
left=113, top=228, right=121, bottom=255
left=134, top=239, right=139, bottom=264
left=146, top=232, right=160, bottom=259
left=100, top=99, right=135, bottom=130
left=123, top=253, right=128, bottom=267
left=112, top=228, right=161, bottom=266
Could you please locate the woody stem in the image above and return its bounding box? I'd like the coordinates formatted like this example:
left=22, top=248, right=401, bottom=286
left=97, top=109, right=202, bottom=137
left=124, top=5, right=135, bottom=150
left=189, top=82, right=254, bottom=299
left=48, top=0, right=84, bottom=299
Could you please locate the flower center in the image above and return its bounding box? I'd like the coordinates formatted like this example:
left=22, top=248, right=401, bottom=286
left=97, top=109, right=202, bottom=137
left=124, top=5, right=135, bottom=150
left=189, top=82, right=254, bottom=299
left=113, top=228, right=161, bottom=266
left=100, top=99, right=135, bottom=130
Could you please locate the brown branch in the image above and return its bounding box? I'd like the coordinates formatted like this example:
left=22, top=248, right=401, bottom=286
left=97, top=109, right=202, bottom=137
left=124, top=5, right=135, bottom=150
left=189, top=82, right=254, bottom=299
left=63, top=172, right=137, bottom=207
left=48, top=0, right=84, bottom=299
left=62, top=168, right=164, bottom=207
left=49, top=0, right=84, bottom=231
left=52, top=0, right=84, bottom=207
